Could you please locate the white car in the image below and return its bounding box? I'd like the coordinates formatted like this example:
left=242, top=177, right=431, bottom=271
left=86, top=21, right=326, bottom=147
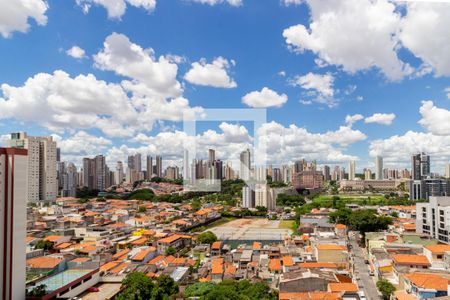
left=358, top=291, right=366, bottom=299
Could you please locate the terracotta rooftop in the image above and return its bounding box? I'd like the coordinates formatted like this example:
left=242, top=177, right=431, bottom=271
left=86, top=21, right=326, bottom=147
left=27, top=256, right=63, bottom=269
left=316, top=244, right=346, bottom=251
left=424, top=244, right=450, bottom=254
left=392, top=254, right=430, bottom=266
left=328, top=283, right=358, bottom=293
left=404, top=272, right=450, bottom=291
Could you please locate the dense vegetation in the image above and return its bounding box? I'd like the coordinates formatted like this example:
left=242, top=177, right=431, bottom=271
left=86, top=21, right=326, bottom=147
left=116, top=272, right=178, bottom=300
left=377, top=279, right=396, bottom=300
left=184, top=280, right=277, bottom=300
left=197, top=231, right=218, bottom=244
left=276, top=194, right=306, bottom=206
left=329, top=208, right=393, bottom=239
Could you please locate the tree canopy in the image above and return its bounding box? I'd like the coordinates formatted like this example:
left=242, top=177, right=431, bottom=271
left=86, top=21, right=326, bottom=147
left=117, top=272, right=179, bottom=300
left=184, top=280, right=277, bottom=300
left=276, top=194, right=306, bottom=207
left=197, top=231, right=218, bottom=244
left=377, top=279, right=396, bottom=300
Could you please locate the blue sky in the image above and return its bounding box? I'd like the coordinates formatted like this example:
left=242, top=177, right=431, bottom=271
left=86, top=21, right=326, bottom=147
left=1, top=0, right=450, bottom=173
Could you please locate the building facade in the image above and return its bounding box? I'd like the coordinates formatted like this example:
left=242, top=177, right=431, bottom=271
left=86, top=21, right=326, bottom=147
left=416, top=196, right=450, bottom=244
left=0, top=148, right=28, bottom=300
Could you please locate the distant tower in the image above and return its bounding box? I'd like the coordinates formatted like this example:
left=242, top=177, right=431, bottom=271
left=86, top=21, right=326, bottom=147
left=375, top=156, right=383, bottom=180
left=348, top=160, right=356, bottom=180
left=240, top=149, right=251, bottom=181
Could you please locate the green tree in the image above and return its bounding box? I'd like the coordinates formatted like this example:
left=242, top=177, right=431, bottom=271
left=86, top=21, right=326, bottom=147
left=184, top=282, right=216, bottom=297
left=197, top=231, right=218, bottom=244
left=377, top=279, right=396, bottom=300
left=117, top=272, right=153, bottom=300
left=35, top=240, right=54, bottom=251
left=165, top=246, right=176, bottom=256
left=138, top=206, right=146, bottom=213
left=151, top=275, right=179, bottom=300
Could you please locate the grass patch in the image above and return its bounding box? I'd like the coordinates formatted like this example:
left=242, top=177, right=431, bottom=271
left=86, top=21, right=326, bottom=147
left=203, top=217, right=237, bottom=229
left=279, top=220, right=295, bottom=230
left=313, top=194, right=385, bottom=206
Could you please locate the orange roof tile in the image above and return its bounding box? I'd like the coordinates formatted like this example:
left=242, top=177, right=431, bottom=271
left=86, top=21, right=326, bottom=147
left=335, top=224, right=346, bottom=229
left=225, top=264, right=236, bottom=275
left=269, top=258, right=282, bottom=271
left=328, top=283, right=358, bottom=293
left=211, top=241, right=222, bottom=250
left=282, top=256, right=294, bottom=267
left=300, top=262, right=338, bottom=269
left=158, top=234, right=191, bottom=244
left=100, top=261, right=120, bottom=272
left=112, top=249, right=130, bottom=260
left=27, top=256, right=63, bottom=269
left=394, top=291, right=418, bottom=300
left=148, top=255, right=165, bottom=265
left=404, top=273, right=450, bottom=291
left=253, top=241, right=262, bottom=250
left=131, top=237, right=148, bottom=245
left=279, top=292, right=341, bottom=300
left=392, top=254, right=430, bottom=266
left=211, top=257, right=224, bottom=274
left=110, top=262, right=128, bottom=274
left=316, top=244, right=346, bottom=251
left=132, top=248, right=154, bottom=261
left=54, top=242, right=72, bottom=250
left=424, top=244, right=450, bottom=254
left=44, top=235, right=63, bottom=242
left=403, top=223, right=416, bottom=230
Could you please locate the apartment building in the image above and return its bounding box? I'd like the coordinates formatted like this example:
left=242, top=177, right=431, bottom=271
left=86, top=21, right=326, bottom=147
left=416, top=196, right=450, bottom=244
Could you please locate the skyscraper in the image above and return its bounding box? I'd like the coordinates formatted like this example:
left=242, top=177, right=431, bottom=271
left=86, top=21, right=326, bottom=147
left=62, top=163, right=77, bottom=197
left=412, top=153, right=430, bottom=180
left=375, top=156, right=383, bottom=180
left=9, top=132, right=57, bottom=202
left=82, top=155, right=108, bottom=191
left=155, top=155, right=163, bottom=177
left=146, top=155, right=153, bottom=180
left=0, top=148, right=27, bottom=300
left=208, top=149, right=215, bottom=164
left=446, top=164, right=450, bottom=179
left=240, top=149, right=251, bottom=181
left=323, top=165, right=331, bottom=181
left=348, top=160, right=356, bottom=180
left=115, top=161, right=124, bottom=185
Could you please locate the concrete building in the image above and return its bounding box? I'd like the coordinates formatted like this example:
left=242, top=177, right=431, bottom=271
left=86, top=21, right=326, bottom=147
left=242, top=185, right=255, bottom=208
left=9, top=132, right=57, bottom=202
left=255, top=184, right=275, bottom=210
left=292, top=171, right=324, bottom=191
left=155, top=155, right=163, bottom=177
left=446, top=164, right=450, bottom=179
left=82, top=155, right=108, bottom=191
left=0, top=148, right=28, bottom=300
left=340, top=179, right=403, bottom=192
left=348, top=160, right=356, bottom=180
left=323, top=165, right=331, bottom=181
left=61, top=162, right=77, bottom=197
left=412, top=153, right=430, bottom=180
left=147, top=155, right=154, bottom=179
left=364, top=168, right=372, bottom=180
left=240, top=149, right=251, bottom=181
left=416, top=196, right=450, bottom=244
left=375, top=156, right=383, bottom=180
left=115, top=161, right=124, bottom=185
left=409, top=179, right=450, bottom=201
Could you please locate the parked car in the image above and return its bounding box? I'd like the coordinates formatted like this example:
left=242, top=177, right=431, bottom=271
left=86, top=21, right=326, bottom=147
left=88, top=287, right=99, bottom=292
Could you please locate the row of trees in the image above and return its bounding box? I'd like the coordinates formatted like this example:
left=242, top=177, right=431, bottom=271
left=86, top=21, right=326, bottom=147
left=184, top=279, right=277, bottom=300
left=116, top=272, right=179, bottom=300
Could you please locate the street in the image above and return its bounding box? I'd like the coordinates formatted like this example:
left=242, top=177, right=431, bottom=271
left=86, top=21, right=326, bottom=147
left=349, top=232, right=380, bottom=300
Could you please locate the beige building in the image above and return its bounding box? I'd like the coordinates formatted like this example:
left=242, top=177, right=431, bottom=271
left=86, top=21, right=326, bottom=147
left=9, top=132, right=57, bottom=202
left=314, top=244, right=349, bottom=266
left=255, top=184, right=276, bottom=211
left=0, top=148, right=28, bottom=300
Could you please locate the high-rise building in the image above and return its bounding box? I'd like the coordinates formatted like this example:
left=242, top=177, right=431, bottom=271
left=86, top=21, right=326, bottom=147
left=323, top=165, right=331, bottom=181
left=183, top=151, right=189, bottom=181
left=240, top=149, right=251, bottom=181
left=292, top=170, right=324, bottom=190
left=445, top=164, right=450, bottom=179
left=82, top=155, right=108, bottom=191
left=375, top=156, right=383, bottom=180
left=62, top=162, right=77, bottom=197
left=155, top=155, right=163, bottom=177
left=224, top=162, right=235, bottom=180
left=348, top=160, right=356, bottom=180
left=416, top=196, right=450, bottom=244
left=0, top=148, right=27, bottom=300
left=242, top=185, right=255, bottom=208
left=146, top=155, right=153, bottom=180
left=364, top=168, right=372, bottom=180
left=9, top=132, right=57, bottom=202
left=412, top=153, right=430, bottom=180
left=115, top=161, right=124, bottom=185
left=165, top=166, right=180, bottom=180
left=255, top=184, right=275, bottom=210
left=208, top=149, right=215, bottom=164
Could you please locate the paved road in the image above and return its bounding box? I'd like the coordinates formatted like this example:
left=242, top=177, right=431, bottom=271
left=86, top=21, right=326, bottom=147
left=349, top=233, right=380, bottom=300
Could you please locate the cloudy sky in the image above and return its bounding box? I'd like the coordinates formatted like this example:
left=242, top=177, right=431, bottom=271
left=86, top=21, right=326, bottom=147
left=0, top=0, right=450, bottom=173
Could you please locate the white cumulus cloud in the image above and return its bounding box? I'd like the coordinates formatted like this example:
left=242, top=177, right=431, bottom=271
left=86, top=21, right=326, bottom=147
left=189, top=0, right=242, bottom=6
left=184, top=57, right=237, bottom=88
left=66, top=46, right=86, bottom=59
left=291, top=72, right=336, bottom=107
left=76, top=0, right=156, bottom=19
left=418, top=101, right=450, bottom=136
left=345, top=114, right=364, bottom=126
left=0, top=0, right=48, bottom=38
left=241, top=87, right=288, bottom=108
left=364, top=113, right=396, bottom=125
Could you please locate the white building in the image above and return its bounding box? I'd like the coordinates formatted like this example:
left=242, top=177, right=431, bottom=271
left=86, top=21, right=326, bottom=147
left=115, top=161, right=124, bottom=185
left=254, top=184, right=275, bottom=211
left=348, top=160, right=356, bottom=180
left=242, top=186, right=255, bottom=208
left=62, top=162, right=77, bottom=197
left=9, top=132, right=57, bottom=202
left=376, top=156, right=383, bottom=180
left=240, top=149, right=251, bottom=181
left=416, top=196, right=450, bottom=244
left=0, top=148, right=28, bottom=300
left=446, top=164, right=450, bottom=179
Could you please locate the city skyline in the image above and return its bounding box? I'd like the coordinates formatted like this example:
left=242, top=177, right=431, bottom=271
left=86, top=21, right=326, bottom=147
left=0, top=1, right=450, bottom=173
